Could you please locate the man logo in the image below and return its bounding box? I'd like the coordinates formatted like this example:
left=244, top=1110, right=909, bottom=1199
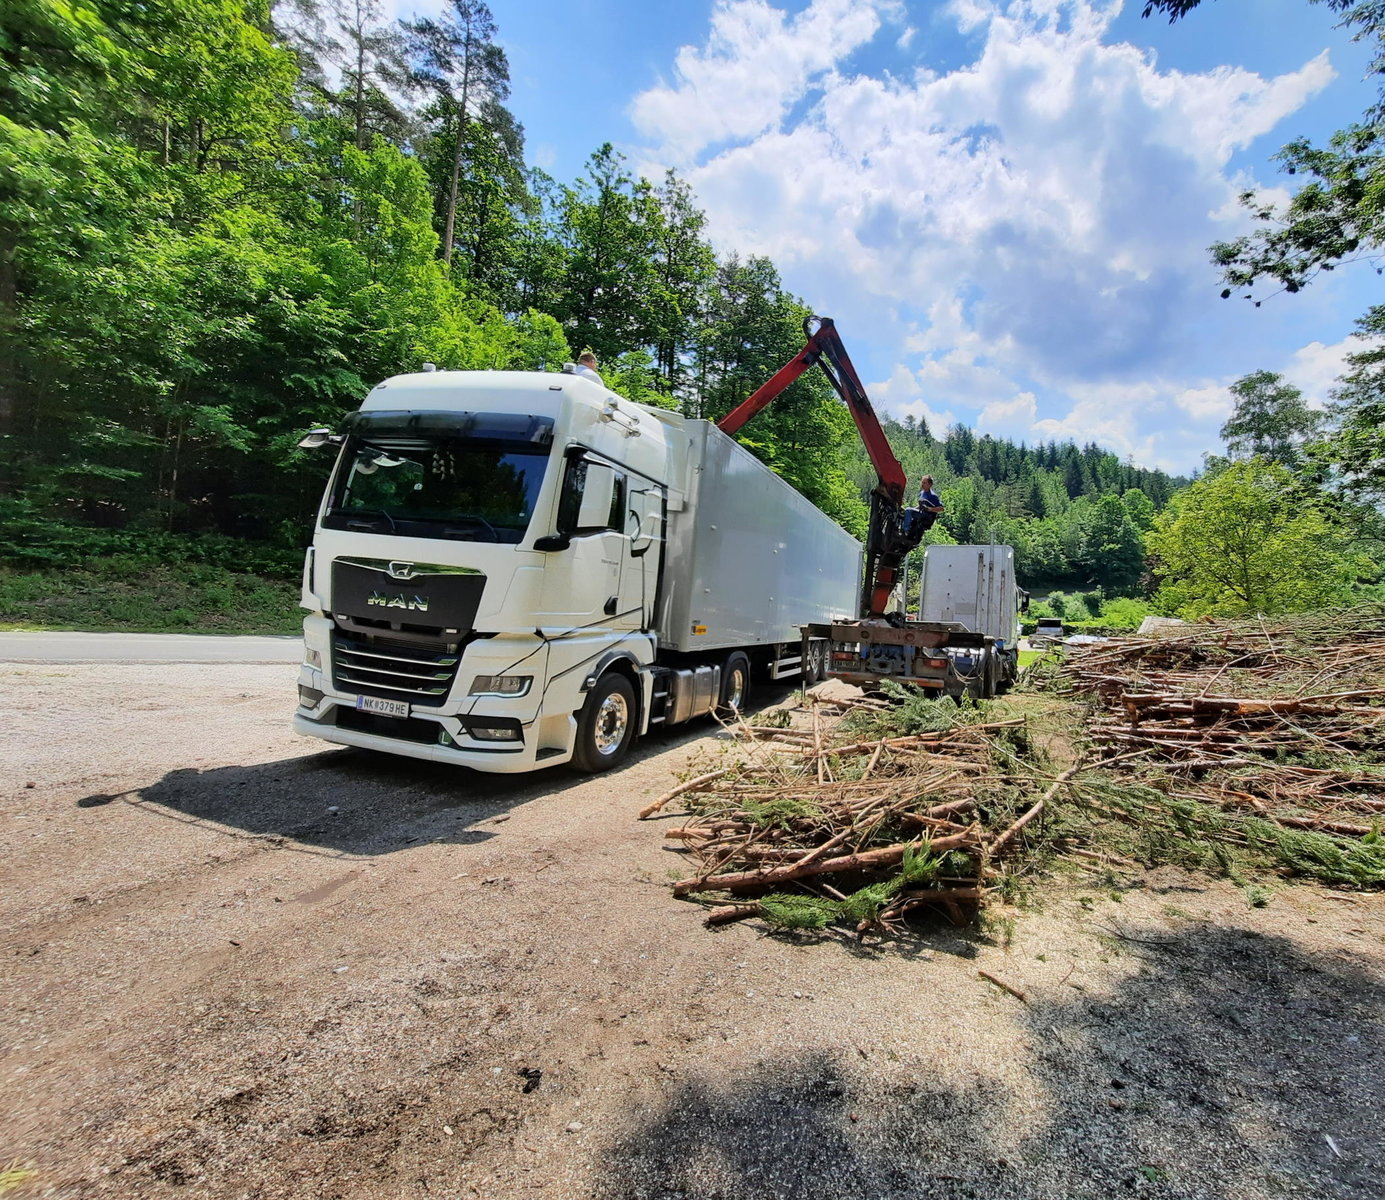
left=368, top=592, right=429, bottom=612
left=386, top=561, right=417, bottom=581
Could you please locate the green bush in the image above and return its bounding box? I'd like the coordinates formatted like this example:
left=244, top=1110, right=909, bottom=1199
left=0, top=501, right=304, bottom=578
left=0, top=560, right=301, bottom=634
left=1099, top=597, right=1158, bottom=630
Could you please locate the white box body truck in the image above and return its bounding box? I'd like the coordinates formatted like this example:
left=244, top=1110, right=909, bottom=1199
left=916, top=544, right=1021, bottom=646
left=293, top=369, right=861, bottom=772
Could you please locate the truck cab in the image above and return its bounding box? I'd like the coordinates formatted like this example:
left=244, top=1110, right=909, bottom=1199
left=294, top=369, right=669, bottom=773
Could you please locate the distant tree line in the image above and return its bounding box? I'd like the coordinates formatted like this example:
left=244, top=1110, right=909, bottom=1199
left=840, top=418, right=1182, bottom=595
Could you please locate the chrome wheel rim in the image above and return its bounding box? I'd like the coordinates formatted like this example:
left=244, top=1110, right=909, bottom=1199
left=725, top=668, right=746, bottom=711
left=594, top=692, right=630, bottom=755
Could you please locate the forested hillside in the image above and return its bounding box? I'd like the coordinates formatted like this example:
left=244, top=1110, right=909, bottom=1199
left=1, top=0, right=1183, bottom=620
left=844, top=419, right=1183, bottom=592
left=1, top=0, right=865, bottom=559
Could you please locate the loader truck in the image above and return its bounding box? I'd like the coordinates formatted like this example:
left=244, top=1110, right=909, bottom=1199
left=292, top=367, right=861, bottom=773
left=722, top=317, right=1026, bottom=700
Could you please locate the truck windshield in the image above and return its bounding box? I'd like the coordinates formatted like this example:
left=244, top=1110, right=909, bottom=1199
left=322, top=413, right=553, bottom=544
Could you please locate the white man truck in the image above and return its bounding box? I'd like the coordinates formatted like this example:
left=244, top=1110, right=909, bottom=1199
left=292, top=369, right=861, bottom=772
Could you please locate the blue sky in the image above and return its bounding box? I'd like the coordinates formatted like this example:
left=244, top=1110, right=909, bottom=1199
left=393, top=0, right=1381, bottom=473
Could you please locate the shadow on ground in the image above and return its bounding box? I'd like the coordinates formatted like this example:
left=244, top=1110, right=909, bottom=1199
left=75, top=685, right=800, bottom=857
left=596, top=924, right=1385, bottom=1200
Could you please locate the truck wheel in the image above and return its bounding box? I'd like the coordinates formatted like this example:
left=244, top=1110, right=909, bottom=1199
left=802, top=639, right=828, bottom=685
left=572, top=672, right=636, bottom=772
left=718, top=651, right=751, bottom=717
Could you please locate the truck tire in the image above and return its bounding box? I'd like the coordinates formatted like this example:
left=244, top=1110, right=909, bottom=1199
left=718, top=651, right=751, bottom=716
left=572, top=672, right=637, bottom=772
left=802, top=639, right=828, bottom=685
left=980, top=648, right=998, bottom=700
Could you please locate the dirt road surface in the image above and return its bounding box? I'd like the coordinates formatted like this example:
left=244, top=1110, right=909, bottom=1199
left=3, top=660, right=1384, bottom=1200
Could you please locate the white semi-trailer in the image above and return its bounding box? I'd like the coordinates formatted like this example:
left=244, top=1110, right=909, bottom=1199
left=293, top=369, right=861, bottom=772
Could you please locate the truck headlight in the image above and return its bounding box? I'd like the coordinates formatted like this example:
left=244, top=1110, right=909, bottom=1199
left=469, top=674, right=532, bottom=697
left=304, top=648, right=323, bottom=670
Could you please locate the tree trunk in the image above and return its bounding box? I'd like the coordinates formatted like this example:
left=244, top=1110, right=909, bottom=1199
left=440, top=49, right=474, bottom=267
left=0, top=236, right=17, bottom=450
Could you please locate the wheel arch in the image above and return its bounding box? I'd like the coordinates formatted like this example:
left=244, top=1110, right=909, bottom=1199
left=578, top=649, right=645, bottom=729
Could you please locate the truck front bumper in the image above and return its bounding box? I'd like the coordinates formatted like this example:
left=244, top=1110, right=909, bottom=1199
left=292, top=703, right=576, bottom=773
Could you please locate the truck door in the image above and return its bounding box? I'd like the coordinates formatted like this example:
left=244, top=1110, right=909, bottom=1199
left=619, top=479, right=664, bottom=631
left=536, top=454, right=623, bottom=622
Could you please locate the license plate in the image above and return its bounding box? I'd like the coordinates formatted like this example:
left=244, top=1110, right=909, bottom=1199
left=356, top=695, right=409, bottom=719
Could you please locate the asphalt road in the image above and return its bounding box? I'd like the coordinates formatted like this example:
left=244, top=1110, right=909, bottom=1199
left=0, top=631, right=302, bottom=663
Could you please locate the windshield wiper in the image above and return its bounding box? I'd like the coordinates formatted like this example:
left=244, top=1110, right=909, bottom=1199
left=333, top=507, right=398, bottom=532
left=442, top=515, right=499, bottom=541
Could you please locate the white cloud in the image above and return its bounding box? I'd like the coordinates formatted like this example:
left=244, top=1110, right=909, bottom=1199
left=1174, top=384, right=1233, bottom=422
left=630, top=0, right=901, bottom=163
left=629, top=0, right=1340, bottom=472
left=1284, top=337, right=1353, bottom=407
left=868, top=363, right=958, bottom=436
left=978, top=391, right=1039, bottom=433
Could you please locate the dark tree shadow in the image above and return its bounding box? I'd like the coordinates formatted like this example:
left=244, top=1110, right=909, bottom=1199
left=597, top=924, right=1385, bottom=1200
left=75, top=685, right=802, bottom=857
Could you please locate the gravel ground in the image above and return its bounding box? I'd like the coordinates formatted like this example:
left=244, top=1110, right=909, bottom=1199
left=2, top=661, right=1383, bottom=1200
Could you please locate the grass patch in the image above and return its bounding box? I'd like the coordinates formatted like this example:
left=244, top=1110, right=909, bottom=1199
left=0, top=560, right=301, bottom=635
left=0, top=1163, right=36, bottom=1197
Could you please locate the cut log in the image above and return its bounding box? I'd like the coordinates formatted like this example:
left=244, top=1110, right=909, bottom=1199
left=639, top=768, right=732, bottom=819
left=672, top=831, right=975, bottom=896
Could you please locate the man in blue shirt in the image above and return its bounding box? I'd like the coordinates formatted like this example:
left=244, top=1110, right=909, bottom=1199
left=916, top=475, right=944, bottom=532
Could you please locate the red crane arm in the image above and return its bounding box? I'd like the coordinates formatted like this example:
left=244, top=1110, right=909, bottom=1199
left=716, top=316, right=909, bottom=507
left=717, top=315, right=920, bottom=619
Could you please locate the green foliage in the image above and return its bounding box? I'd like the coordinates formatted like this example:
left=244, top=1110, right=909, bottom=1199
left=1221, top=371, right=1322, bottom=467
left=1321, top=304, right=1385, bottom=505
left=1066, top=763, right=1385, bottom=889
left=1146, top=459, right=1368, bottom=617
left=756, top=848, right=943, bottom=931
left=1098, top=596, right=1159, bottom=630
left=0, top=560, right=301, bottom=634
left=757, top=893, right=838, bottom=930
left=842, top=682, right=980, bottom=740
left=899, top=845, right=944, bottom=886
left=0, top=1162, right=37, bottom=1198
left=845, top=419, right=1183, bottom=597
left=741, top=795, right=823, bottom=831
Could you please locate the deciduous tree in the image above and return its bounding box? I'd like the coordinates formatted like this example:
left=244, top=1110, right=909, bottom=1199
left=1220, top=370, right=1323, bottom=466
left=1146, top=459, right=1360, bottom=617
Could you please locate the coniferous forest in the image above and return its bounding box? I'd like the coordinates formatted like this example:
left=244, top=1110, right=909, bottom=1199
left=2, top=0, right=1200, bottom=629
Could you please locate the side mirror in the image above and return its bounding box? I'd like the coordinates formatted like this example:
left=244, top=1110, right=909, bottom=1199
left=533, top=534, right=571, bottom=552
left=298, top=428, right=338, bottom=449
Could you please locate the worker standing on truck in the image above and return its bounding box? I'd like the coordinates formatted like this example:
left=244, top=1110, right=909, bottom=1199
left=915, top=475, right=944, bottom=532
left=574, top=352, right=604, bottom=384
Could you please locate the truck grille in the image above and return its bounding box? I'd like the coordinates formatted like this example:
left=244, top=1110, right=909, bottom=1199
left=332, top=632, right=460, bottom=708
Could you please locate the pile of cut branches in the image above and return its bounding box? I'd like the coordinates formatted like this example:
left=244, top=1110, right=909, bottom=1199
left=640, top=692, right=1068, bottom=937
left=1054, top=606, right=1385, bottom=887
